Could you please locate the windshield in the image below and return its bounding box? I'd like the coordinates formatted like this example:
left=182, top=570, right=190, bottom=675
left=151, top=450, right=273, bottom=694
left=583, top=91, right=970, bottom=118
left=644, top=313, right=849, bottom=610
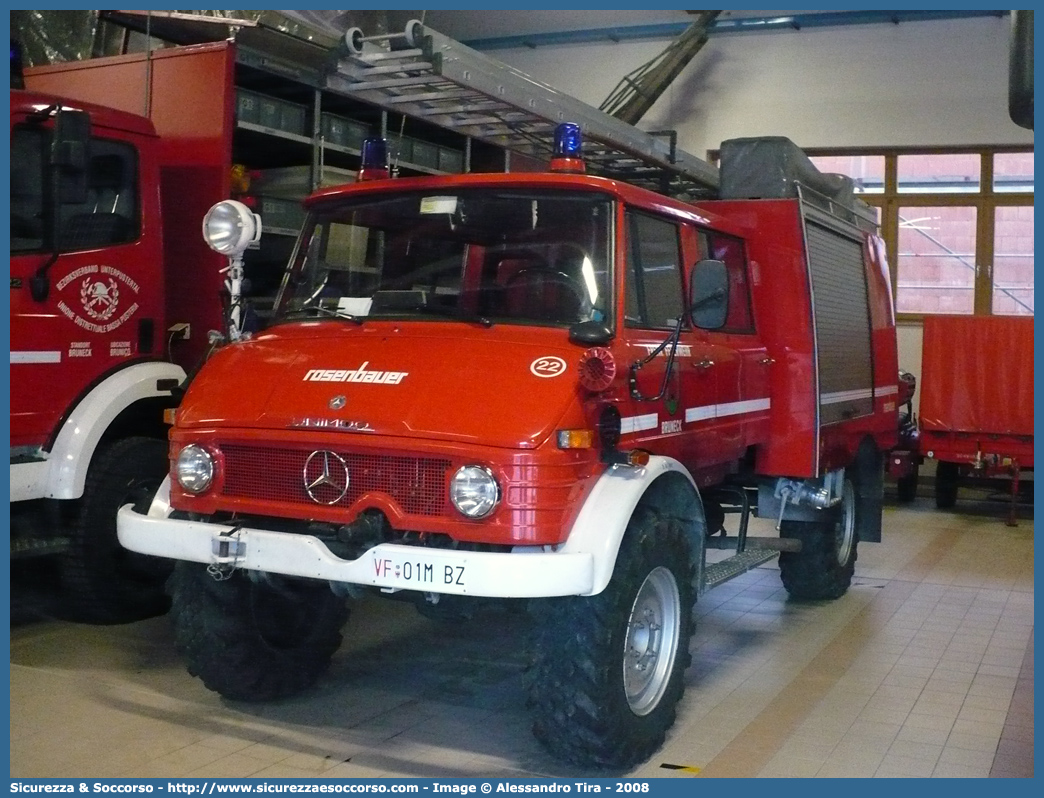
left=274, top=188, right=613, bottom=328
left=11, top=124, right=141, bottom=255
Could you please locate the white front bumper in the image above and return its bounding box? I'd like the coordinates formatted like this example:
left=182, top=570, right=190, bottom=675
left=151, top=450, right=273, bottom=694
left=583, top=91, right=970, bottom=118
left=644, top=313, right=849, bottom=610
left=117, top=504, right=594, bottom=598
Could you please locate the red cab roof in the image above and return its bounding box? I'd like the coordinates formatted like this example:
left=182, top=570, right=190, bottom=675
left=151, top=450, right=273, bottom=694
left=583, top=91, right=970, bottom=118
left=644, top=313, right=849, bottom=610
left=11, top=89, right=159, bottom=139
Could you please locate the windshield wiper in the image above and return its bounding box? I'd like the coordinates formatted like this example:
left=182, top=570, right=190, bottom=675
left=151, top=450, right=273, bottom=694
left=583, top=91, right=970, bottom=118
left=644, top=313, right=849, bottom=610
left=283, top=304, right=364, bottom=324
left=396, top=305, right=494, bottom=328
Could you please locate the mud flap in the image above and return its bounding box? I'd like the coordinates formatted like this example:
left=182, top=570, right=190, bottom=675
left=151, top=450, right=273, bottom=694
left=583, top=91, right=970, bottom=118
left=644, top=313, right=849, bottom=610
left=852, top=443, right=883, bottom=542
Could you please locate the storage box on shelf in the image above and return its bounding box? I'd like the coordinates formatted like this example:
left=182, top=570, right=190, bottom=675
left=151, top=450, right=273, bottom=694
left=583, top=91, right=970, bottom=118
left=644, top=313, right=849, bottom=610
left=411, top=139, right=440, bottom=170
left=438, top=146, right=465, bottom=173
left=236, top=88, right=262, bottom=124
left=258, top=196, right=307, bottom=235
left=236, top=88, right=308, bottom=136
left=387, top=135, right=465, bottom=173
left=253, top=165, right=356, bottom=199
left=389, top=136, right=412, bottom=166
left=320, top=112, right=371, bottom=151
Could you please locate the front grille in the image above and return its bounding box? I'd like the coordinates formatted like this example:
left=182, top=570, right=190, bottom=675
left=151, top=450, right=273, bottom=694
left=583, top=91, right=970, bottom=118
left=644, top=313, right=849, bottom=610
left=221, top=444, right=451, bottom=517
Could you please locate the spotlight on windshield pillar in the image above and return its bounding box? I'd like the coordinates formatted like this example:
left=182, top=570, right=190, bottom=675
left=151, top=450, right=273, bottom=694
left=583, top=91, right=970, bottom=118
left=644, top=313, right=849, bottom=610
left=202, top=200, right=261, bottom=256
left=550, top=122, right=586, bottom=173
left=358, top=138, right=390, bottom=181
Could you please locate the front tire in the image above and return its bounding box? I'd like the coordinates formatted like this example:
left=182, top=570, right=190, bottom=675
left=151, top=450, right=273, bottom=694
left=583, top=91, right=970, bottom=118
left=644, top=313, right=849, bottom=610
left=779, top=480, right=858, bottom=600
left=168, top=562, right=349, bottom=701
left=529, top=506, right=695, bottom=769
left=59, top=436, right=173, bottom=624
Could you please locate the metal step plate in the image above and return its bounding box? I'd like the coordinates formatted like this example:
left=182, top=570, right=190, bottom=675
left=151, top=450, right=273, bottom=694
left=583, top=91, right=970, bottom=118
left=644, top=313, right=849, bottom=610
left=704, top=549, right=778, bottom=590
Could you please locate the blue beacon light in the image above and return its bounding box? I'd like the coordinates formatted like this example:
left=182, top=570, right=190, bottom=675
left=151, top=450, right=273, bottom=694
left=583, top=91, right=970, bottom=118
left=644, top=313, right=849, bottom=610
left=550, top=122, right=586, bottom=173
left=358, top=137, right=390, bottom=181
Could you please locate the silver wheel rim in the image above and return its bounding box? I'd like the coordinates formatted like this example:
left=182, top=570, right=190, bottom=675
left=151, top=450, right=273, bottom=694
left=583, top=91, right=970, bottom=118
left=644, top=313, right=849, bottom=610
left=623, top=566, right=681, bottom=716
left=835, top=480, right=856, bottom=566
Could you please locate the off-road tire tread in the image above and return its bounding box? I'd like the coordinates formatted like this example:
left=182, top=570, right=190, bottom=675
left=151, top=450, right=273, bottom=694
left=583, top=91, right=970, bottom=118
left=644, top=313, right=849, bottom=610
left=778, top=519, right=857, bottom=600
left=168, top=562, right=349, bottom=702
left=528, top=507, right=695, bottom=769
left=59, top=436, right=172, bottom=624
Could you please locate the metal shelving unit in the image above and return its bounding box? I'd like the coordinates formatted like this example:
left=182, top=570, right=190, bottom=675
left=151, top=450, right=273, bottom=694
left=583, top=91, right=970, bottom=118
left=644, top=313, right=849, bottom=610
left=98, top=11, right=719, bottom=197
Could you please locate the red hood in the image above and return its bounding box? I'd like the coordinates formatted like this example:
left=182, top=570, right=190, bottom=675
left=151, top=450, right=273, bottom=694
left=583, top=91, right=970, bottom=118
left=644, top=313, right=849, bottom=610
left=177, top=321, right=586, bottom=449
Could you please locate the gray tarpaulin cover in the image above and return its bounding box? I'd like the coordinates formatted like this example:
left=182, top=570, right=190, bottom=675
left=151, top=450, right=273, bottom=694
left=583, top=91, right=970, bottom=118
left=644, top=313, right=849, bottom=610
left=719, top=136, right=855, bottom=202
left=718, top=136, right=875, bottom=226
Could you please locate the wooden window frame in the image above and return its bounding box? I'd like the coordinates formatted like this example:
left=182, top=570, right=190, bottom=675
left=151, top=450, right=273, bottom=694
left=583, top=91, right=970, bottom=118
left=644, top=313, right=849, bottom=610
left=801, top=145, right=1033, bottom=321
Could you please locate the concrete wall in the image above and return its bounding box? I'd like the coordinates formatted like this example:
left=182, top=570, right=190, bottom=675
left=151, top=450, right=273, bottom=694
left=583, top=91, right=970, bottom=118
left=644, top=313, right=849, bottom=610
left=489, top=16, right=1032, bottom=154
left=485, top=15, right=1033, bottom=402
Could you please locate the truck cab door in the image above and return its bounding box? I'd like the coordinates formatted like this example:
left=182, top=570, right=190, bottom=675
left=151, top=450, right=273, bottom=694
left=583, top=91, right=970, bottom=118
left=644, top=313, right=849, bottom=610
left=682, top=330, right=742, bottom=464
left=694, top=232, right=771, bottom=452
left=10, top=117, right=156, bottom=449
left=619, top=209, right=720, bottom=466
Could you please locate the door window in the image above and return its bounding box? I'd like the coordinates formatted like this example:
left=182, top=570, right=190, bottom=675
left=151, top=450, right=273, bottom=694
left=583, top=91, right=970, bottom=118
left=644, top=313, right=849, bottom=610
left=698, top=229, right=755, bottom=332
left=10, top=125, right=140, bottom=254
left=624, top=211, right=683, bottom=329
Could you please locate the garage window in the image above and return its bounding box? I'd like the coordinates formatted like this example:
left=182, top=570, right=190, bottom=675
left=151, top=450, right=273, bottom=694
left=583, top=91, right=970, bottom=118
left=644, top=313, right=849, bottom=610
left=810, top=148, right=1033, bottom=318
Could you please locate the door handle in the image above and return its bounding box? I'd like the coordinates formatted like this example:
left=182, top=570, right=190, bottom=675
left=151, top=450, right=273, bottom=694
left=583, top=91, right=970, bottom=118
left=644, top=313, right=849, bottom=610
left=759, top=357, right=775, bottom=365
left=694, top=359, right=715, bottom=370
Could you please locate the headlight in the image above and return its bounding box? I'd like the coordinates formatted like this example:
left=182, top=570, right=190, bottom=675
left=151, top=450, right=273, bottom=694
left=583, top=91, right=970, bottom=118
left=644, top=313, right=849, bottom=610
left=450, top=465, right=500, bottom=519
left=176, top=444, right=215, bottom=494
left=202, top=199, right=261, bottom=256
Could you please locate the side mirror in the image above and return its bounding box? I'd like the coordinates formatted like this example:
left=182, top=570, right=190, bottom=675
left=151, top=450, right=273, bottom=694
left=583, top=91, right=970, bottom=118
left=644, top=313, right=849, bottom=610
left=51, top=108, right=90, bottom=204
left=689, top=259, right=729, bottom=330
left=568, top=319, right=613, bottom=345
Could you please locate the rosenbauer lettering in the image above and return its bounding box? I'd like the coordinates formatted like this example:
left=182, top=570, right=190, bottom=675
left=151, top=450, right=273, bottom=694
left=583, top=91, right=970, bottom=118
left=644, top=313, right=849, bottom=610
left=303, top=362, right=408, bottom=385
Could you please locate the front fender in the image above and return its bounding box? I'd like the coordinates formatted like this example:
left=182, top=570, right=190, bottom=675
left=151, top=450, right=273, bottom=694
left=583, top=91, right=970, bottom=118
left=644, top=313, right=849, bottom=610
left=559, top=455, right=705, bottom=596
left=45, top=362, right=185, bottom=500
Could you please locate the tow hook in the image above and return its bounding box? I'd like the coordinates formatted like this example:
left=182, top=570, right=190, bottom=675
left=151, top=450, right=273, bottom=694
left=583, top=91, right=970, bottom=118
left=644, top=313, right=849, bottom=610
left=208, top=527, right=245, bottom=580
left=772, top=471, right=845, bottom=530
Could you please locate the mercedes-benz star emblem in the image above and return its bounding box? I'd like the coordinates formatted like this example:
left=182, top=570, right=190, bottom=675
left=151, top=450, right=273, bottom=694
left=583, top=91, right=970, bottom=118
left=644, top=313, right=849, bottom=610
left=329, top=395, right=347, bottom=410
left=303, top=450, right=350, bottom=505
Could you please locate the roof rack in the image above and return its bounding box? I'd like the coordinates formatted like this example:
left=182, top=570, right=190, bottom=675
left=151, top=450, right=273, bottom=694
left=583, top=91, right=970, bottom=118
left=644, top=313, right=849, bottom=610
left=328, top=20, right=720, bottom=199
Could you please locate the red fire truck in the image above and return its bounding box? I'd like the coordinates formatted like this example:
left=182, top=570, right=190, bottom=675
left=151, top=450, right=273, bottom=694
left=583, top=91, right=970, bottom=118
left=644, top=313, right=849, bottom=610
left=118, top=128, right=899, bottom=768
left=9, top=89, right=180, bottom=622
left=12, top=35, right=316, bottom=623
left=9, top=51, right=232, bottom=621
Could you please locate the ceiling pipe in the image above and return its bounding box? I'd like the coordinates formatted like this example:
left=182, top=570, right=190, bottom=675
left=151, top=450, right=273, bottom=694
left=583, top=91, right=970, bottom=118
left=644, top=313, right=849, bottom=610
left=461, top=10, right=1009, bottom=51
left=600, top=11, right=720, bottom=125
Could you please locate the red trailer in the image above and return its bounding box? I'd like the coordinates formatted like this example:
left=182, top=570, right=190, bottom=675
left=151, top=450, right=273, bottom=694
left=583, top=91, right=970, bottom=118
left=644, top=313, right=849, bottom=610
left=919, top=315, right=1033, bottom=522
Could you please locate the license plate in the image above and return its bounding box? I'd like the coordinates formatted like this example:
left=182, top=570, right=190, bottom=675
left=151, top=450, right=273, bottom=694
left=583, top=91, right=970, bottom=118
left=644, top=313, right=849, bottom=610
left=370, top=549, right=467, bottom=591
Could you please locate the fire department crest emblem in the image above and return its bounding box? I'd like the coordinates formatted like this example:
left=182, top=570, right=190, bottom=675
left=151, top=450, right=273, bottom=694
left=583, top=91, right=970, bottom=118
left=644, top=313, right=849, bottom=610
left=55, top=264, right=141, bottom=334
left=80, top=277, right=120, bottom=321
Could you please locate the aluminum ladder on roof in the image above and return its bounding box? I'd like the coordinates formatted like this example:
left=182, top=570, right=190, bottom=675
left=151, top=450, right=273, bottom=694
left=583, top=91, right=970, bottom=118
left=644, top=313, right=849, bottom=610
left=326, top=20, right=720, bottom=198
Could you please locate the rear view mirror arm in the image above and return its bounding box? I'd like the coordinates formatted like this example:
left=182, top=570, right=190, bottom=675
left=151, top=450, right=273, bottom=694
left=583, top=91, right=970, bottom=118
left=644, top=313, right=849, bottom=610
left=629, top=316, right=683, bottom=402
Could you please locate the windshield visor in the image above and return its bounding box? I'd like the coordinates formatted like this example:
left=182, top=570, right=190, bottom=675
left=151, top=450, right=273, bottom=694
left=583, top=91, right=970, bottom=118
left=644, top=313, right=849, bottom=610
left=275, top=189, right=613, bottom=327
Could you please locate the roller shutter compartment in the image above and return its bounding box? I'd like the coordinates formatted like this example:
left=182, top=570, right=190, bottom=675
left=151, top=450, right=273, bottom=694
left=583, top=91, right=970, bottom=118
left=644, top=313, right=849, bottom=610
left=805, top=222, right=873, bottom=426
